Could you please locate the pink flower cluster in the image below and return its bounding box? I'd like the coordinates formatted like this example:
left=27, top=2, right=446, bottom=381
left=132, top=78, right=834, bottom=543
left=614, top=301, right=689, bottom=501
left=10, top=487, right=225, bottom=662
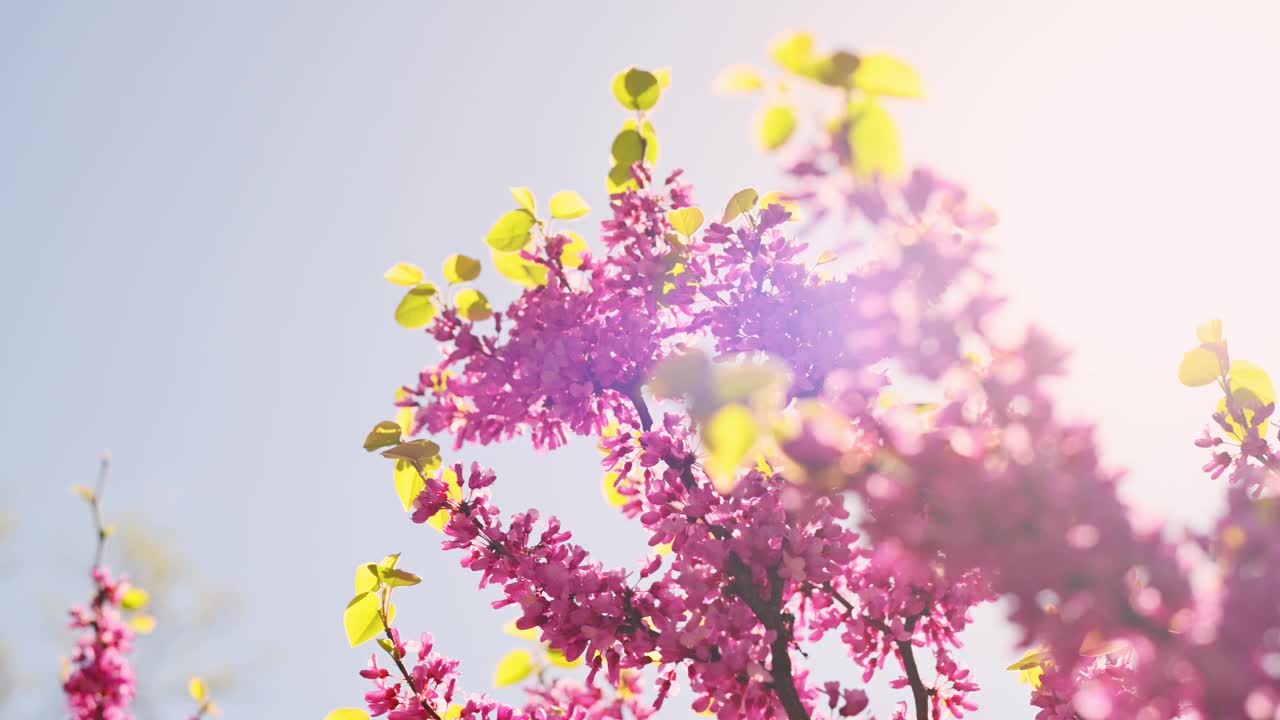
left=64, top=567, right=137, bottom=720
left=359, top=59, right=1280, bottom=720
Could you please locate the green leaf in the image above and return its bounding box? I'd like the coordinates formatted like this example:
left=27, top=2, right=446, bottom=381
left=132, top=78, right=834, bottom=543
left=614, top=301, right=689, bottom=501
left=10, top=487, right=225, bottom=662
left=611, top=128, right=645, bottom=168
left=714, top=65, right=765, bottom=94
left=456, top=288, right=494, bottom=321
left=654, top=66, right=672, bottom=89
left=854, top=54, right=924, bottom=98
left=324, top=709, right=372, bottom=720
left=509, top=186, right=537, bottom=216
left=813, top=51, right=860, bottom=88
left=120, top=587, right=150, bottom=611
left=129, top=614, right=156, bottom=634
left=426, top=467, right=464, bottom=531
left=547, top=647, right=583, bottom=668
left=770, top=32, right=816, bottom=76
left=704, top=403, right=759, bottom=494
left=379, top=553, right=400, bottom=571
left=354, top=563, right=380, bottom=594
left=849, top=100, right=903, bottom=180
left=380, top=439, right=441, bottom=466
left=549, top=191, right=590, bottom=220
left=492, top=249, right=548, bottom=288
left=383, top=263, right=424, bottom=287
left=758, top=105, right=796, bottom=150
left=343, top=591, right=383, bottom=647
left=637, top=119, right=659, bottom=164
left=721, top=188, right=759, bottom=224
left=607, top=164, right=635, bottom=194
left=394, top=284, right=440, bottom=329
left=493, top=649, right=535, bottom=688
left=612, top=68, right=661, bottom=111
left=485, top=209, right=537, bottom=252
left=363, top=421, right=403, bottom=452
left=668, top=207, right=704, bottom=237
left=377, top=567, right=422, bottom=587
left=443, top=254, right=481, bottom=284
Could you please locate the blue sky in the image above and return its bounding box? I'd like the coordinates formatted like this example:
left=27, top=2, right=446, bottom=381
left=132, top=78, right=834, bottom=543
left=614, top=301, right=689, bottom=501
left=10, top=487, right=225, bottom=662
left=4, top=2, right=1280, bottom=718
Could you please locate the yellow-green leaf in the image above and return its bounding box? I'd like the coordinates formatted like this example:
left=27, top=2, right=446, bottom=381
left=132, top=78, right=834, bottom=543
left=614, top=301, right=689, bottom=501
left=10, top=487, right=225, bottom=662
left=602, top=472, right=628, bottom=508
left=704, top=403, right=758, bottom=494
left=324, top=709, right=372, bottom=720
left=395, top=284, right=440, bottom=329
left=1217, top=360, right=1276, bottom=439
left=363, top=421, right=403, bottom=452
left=456, top=288, right=494, bottom=321
left=1178, top=347, right=1222, bottom=387
left=854, top=54, right=924, bottom=98
left=444, top=706, right=464, bottom=720
left=654, top=67, right=672, bottom=89
left=427, top=467, right=464, bottom=532
left=503, top=619, right=541, bottom=641
left=189, top=677, right=208, bottom=703
left=816, top=249, right=838, bottom=265
left=547, top=647, right=582, bottom=668
left=72, top=484, right=95, bottom=502
left=714, top=65, right=765, bottom=94
left=381, top=439, right=441, bottom=467
left=771, top=32, right=816, bottom=76
left=485, top=209, right=537, bottom=252
left=721, top=188, right=759, bottom=224
left=120, top=587, right=149, bottom=611
left=493, top=649, right=535, bottom=688
left=612, top=68, right=661, bottom=111
left=509, top=187, right=537, bottom=216
left=394, top=459, right=426, bottom=512
left=344, top=591, right=383, bottom=647
left=759, top=191, right=802, bottom=222
left=758, top=105, right=796, bottom=150
left=549, top=191, right=590, bottom=220
left=377, top=567, right=421, bottom=587
left=849, top=100, right=903, bottom=180
left=384, top=263, right=425, bottom=287
left=668, top=207, right=704, bottom=237
left=492, top=249, right=548, bottom=288
left=612, top=128, right=645, bottom=168
left=443, top=254, right=481, bottom=284
left=813, top=51, right=860, bottom=88
left=560, top=232, right=589, bottom=269
left=607, top=163, right=636, bottom=194
left=1196, top=319, right=1223, bottom=344
left=129, top=614, right=156, bottom=634
left=355, top=563, right=380, bottom=594
left=379, top=553, right=400, bottom=570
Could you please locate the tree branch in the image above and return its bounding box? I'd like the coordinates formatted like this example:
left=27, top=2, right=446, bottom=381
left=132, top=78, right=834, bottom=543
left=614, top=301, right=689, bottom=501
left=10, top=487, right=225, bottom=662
left=726, top=554, right=809, bottom=720
left=898, top=616, right=930, bottom=720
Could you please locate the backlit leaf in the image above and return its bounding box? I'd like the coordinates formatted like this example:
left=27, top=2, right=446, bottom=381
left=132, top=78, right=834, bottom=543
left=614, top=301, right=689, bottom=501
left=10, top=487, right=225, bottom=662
left=355, top=563, right=380, bottom=594
left=120, top=587, right=149, bottom=611
left=549, top=191, right=590, bottom=220
left=383, top=263, right=425, bottom=287
left=503, top=619, right=540, bottom=641
left=377, top=567, right=421, bottom=587
left=1178, top=347, right=1222, bottom=387
left=668, top=207, right=704, bottom=237
left=721, top=188, right=759, bottom=224
left=427, top=467, right=464, bottom=532
left=456, top=288, right=494, bottom=321
left=771, top=32, right=816, bottom=76
left=493, top=649, right=535, bottom=688
left=129, top=614, right=156, bottom=634
left=654, top=67, right=672, bottom=89
left=816, top=250, right=838, bottom=265
left=189, top=677, right=208, bottom=703
left=394, top=284, right=440, bottom=329
left=813, top=51, right=860, bottom=88
left=509, top=187, right=537, bottom=216
left=611, top=128, right=645, bottom=168
left=394, top=459, right=426, bottom=512
left=72, top=484, right=95, bottom=502
left=363, top=421, right=403, bottom=452
left=1217, top=360, right=1276, bottom=439
left=849, top=100, right=903, bottom=180
left=704, top=403, right=759, bottom=494
left=759, top=191, right=802, bottom=222
left=854, top=54, right=924, bottom=98
left=380, top=439, right=441, bottom=467
left=612, top=68, right=661, bottom=111
left=607, top=163, right=636, bottom=194
left=714, top=65, right=765, bottom=94
left=1196, top=319, right=1223, bottom=344
left=324, top=709, right=372, bottom=720
left=560, top=232, right=589, bottom=269
left=443, top=254, right=481, bottom=284
left=343, top=591, right=383, bottom=647
left=485, top=209, right=537, bottom=252
left=547, top=647, right=582, bottom=668
left=602, top=472, right=628, bottom=508
left=758, top=105, right=797, bottom=150
left=492, top=249, right=548, bottom=288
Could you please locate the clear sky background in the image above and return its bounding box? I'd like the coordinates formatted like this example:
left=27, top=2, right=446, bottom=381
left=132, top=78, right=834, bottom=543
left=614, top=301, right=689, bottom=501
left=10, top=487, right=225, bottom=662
left=4, top=2, right=1280, bottom=718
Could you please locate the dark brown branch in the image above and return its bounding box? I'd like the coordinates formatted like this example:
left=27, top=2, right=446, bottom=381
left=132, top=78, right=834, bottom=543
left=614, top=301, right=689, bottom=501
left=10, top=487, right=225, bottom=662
left=726, top=554, right=809, bottom=720
left=898, top=616, right=930, bottom=720
left=621, top=383, right=653, bottom=431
